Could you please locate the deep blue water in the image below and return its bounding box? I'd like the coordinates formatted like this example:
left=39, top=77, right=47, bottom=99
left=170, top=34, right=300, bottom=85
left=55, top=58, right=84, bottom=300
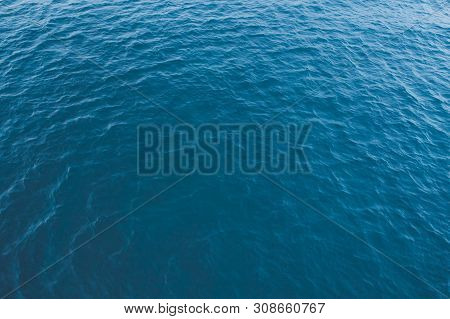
left=0, top=0, right=449, bottom=298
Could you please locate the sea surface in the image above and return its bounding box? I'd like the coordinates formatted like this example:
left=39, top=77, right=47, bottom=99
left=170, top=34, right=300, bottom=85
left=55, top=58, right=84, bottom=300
left=0, top=0, right=449, bottom=298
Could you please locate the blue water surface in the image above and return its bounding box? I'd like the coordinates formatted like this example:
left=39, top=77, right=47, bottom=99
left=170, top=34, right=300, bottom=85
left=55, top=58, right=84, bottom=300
left=0, top=0, right=449, bottom=298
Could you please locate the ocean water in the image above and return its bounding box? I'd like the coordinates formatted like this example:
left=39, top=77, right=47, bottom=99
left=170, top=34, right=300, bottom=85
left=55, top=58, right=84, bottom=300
left=0, top=0, right=448, bottom=298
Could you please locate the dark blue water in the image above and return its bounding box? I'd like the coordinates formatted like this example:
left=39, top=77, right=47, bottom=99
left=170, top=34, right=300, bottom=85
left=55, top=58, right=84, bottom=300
left=0, top=0, right=448, bottom=298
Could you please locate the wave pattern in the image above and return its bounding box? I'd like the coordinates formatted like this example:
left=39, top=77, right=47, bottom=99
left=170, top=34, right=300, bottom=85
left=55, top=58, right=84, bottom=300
left=0, top=0, right=448, bottom=298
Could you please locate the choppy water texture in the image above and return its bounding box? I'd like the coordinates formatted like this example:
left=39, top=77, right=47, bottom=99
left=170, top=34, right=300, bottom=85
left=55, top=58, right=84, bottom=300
left=0, top=0, right=449, bottom=298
